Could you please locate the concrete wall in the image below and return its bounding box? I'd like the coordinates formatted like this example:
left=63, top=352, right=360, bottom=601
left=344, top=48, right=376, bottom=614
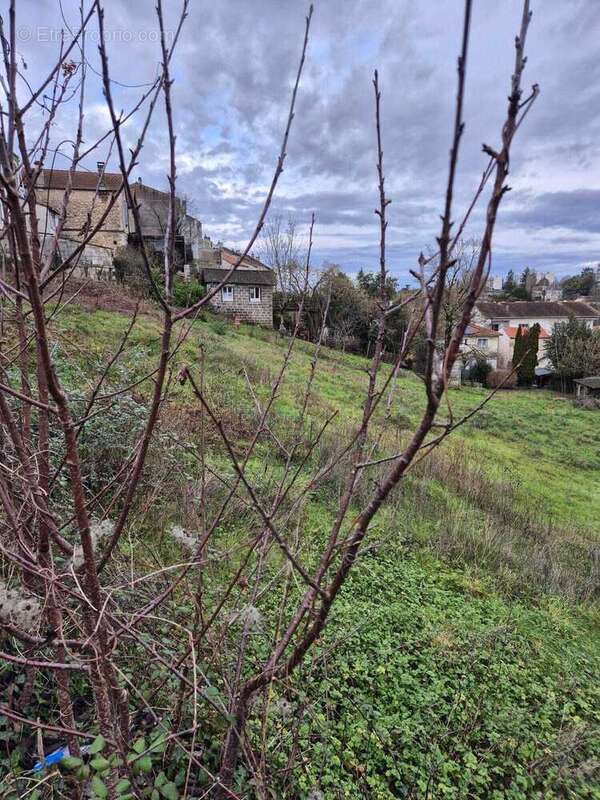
left=207, top=282, right=273, bottom=326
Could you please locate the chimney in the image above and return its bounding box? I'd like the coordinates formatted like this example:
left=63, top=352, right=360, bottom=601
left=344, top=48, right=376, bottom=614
left=97, top=161, right=105, bottom=175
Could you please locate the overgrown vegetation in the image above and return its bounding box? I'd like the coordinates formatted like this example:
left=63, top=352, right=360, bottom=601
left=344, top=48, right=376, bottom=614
left=3, top=304, right=598, bottom=798
left=3, top=1, right=598, bottom=797
left=113, top=245, right=204, bottom=308
left=546, top=317, right=600, bottom=391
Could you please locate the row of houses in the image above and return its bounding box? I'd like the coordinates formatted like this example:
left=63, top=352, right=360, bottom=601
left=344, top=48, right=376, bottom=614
left=31, top=165, right=275, bottom=325
left=459, top=299, right=600, bottom=375
left=16, top=167, right=600, bottom=345
left=484, top=271, right=565, bottom=301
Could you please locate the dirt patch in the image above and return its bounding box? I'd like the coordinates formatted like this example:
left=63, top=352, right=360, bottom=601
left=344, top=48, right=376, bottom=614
left=60, top=277, right=158, bottom=317
left=162, top=403, right=259, bottom=447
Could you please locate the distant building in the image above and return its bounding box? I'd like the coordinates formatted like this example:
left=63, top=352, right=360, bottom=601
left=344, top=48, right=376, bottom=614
left=594, top=264, right=600, bottom=297
left=531, top=272, right=561, bottom=301
left=480, top=274, right=504, bottom=298
left=37, top=165, right=202, bottom=274
left=460, top=323, right=500, bottom=370
left=474, top=299, right=600, bottom=369
left=191, top=244, right=275, bottom=326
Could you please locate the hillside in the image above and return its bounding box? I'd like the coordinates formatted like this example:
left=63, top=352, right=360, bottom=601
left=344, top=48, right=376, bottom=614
left=12, top=300, right=593, bottom=799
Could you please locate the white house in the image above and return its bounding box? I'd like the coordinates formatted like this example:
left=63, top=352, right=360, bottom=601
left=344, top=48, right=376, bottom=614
left=473, top=299, right=599, bottom=369
left=460, top=323, right=501, bottom=370
left=474, top=299, right=599, bottom=331
left=498, top=324, right=552, bottom=368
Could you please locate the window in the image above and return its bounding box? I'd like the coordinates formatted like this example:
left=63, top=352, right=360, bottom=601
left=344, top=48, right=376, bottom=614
left=250, top=286, right=261, bottom=303
left=222, top=285, right=234, bottom=302
left=491, top=323, right=499, bottom=331
left=477, top=338, right=488, bottom=348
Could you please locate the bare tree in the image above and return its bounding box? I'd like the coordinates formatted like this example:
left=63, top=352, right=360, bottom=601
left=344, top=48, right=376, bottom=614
left=435, top=237, right=481, bottom=347
left=260, top=214, right=305, bottom=293
left=0, top=0, right=538, bottom=798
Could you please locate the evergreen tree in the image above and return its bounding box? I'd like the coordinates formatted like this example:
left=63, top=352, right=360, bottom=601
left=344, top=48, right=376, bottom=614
left=561, top=268, right=596, bottom=299
left=519, top=266, right=531, bottom=287
left=521, top=323, right=540, bottom=385
left=503, top=269, right=516, bottom=292
left=512, top=325, right=525, bottom=373
left=519, top=266, right=533, bottom=299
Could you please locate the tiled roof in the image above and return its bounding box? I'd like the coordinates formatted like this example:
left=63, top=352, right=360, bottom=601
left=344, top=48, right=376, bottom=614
left=465, top=323, right=499, bottom=337
left=201, top=267, right=275, bottom=286
left=503, top=325, right=550, bottom=339
left=476, top=299, right=598, bottom=318
left=221, top=248, right=269, bottom=270
left=39, top=168, right=122, bottom=191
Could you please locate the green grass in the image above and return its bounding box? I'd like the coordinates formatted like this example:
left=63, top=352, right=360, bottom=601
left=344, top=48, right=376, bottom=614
left=35, top=302, right=600, bottom=798
left=56, top=304, right=600, bottom=532
left=277, top=552, right=600, bottom=799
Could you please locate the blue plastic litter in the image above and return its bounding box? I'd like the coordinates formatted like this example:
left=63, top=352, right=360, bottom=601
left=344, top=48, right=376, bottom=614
left=33, top=743, right=90, bottom=772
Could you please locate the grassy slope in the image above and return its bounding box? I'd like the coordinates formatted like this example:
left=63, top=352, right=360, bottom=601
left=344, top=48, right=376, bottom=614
left=52, top=304, right=600, bottom=798
left=57, top=304, right=600, bottom=530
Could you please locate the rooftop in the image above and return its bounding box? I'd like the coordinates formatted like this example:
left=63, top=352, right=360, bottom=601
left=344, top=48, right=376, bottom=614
left=465, top=323, right=499, bottom=337
left=201, top=266, right=275, bottom=286
left=503, top=325, right=550, bottom=339
left=476, top=299, right=599, bottom=318
left=39, top=168, right=122, bottom=191
left=221, top=248, right=269, bottom=270
left=573, top=377, right=600, bottom=389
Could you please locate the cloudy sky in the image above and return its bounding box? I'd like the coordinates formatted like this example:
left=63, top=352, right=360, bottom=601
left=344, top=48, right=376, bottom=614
left=13, top=0, right=600, bottom=282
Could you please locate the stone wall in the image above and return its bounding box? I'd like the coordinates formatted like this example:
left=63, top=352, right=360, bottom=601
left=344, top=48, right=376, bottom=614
left=41, top=187, right=127, bottom=256
left=207, top=282, right=273, bottom=326
left=56, top=236, right=114, bottom=268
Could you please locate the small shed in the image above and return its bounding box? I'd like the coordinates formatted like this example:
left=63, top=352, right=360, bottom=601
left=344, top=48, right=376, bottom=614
left=573, top=377, right=600, bottom=399
left=534, top=366, right=553, bottom=388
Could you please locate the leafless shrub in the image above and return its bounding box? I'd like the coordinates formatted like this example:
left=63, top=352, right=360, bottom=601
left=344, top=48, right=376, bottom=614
left=0, top=0, right=540, bottom=795
left=487, top=368, right=518, bottom=389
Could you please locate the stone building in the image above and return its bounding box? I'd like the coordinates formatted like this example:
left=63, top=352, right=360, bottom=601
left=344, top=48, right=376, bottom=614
left=37, top=164, right=127, bottom=268
left=127, top=178, right=202, bottom=265
left=194, top=245, right=275, bottom=326
left=37, top=164, right=202, bottom=274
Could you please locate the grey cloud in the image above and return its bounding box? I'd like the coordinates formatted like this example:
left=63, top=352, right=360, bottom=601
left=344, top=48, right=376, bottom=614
left=13, top=0, right=600, bottom=277
left=506, top=190, right=600, bottom=233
